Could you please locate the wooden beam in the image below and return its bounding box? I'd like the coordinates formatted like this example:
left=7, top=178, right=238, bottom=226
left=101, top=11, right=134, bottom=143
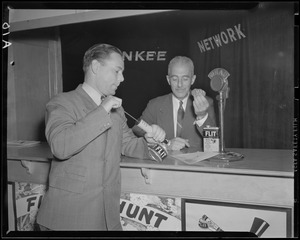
left=9, top=10, right=173, bottom=32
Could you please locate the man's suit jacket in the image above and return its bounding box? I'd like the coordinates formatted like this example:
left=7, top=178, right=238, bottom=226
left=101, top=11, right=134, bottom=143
left=37, top=84, right=149, bottom=230
left=132, top=93, right=217, bottom=151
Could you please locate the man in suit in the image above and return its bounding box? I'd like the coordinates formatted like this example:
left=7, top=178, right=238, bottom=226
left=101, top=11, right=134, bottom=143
left=36, top=43, right=166, bottom=231
left=132, top=56, right=217, bottom=151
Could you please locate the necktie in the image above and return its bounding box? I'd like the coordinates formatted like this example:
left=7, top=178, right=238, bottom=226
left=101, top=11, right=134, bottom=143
left=176, top=100, right=184, bottom=137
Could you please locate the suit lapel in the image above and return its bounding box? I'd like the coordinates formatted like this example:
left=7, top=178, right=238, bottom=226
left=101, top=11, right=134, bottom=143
left=76, top=84, right=98, bottom=114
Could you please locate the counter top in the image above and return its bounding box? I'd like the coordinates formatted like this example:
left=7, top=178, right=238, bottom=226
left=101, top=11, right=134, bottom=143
left=7, top=142, right=294, bottom=178
left=7, top=142, right=53, bottom=161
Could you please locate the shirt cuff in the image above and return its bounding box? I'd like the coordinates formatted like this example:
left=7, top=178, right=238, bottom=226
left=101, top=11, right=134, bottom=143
left=193, top=113, right=209, bottom=127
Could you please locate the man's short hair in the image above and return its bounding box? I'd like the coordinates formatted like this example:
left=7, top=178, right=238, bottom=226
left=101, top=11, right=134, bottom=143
left=83, top=43, right=123, bottom=73
left=168, top=56, right=194, bottom=75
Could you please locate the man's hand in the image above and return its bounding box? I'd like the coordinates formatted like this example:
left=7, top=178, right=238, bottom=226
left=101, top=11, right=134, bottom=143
left=144, top=124, right=166, bottom=144
left=191, top=88, right=209, bottom=117
left=168, top=137, right=190, bottom=151
left=101, top=96, right=122, bottom=113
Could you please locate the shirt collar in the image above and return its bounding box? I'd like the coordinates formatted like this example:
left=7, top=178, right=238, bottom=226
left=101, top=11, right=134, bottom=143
left=172, top=93, right=189, bottom=110
left=82, top=82, right=103, bottom=106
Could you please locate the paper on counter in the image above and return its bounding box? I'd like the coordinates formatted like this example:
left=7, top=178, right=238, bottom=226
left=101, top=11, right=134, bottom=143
left=171, top=151, right=219, bottom=165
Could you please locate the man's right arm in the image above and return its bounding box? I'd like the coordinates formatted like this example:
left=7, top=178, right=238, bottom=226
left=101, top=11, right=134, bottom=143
left=45, top=96, right=112, bottom=160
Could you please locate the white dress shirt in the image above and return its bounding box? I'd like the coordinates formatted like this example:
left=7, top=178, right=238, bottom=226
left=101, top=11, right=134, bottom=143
left=82, top=82, right=103, bottom=106
left=172, top=94, right=208, bottom=137
left=172, top=94, right=188, bottom=137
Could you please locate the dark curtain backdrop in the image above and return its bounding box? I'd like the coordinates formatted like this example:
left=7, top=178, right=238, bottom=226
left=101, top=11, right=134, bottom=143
left=189, top=3, right=294, bottom=149
left=61, top=12, right=189, bottom=127
left=61, top=3, right=294, bottom=150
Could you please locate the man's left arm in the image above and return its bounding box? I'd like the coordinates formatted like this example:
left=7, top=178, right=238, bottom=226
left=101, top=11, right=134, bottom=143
left=192, top=90, right=217, bottom=135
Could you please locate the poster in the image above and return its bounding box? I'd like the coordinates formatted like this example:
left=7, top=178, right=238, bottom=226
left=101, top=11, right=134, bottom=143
left=183, top=199, right=291, bottom=238
left=7, top=182, right=15, bottom=232
left=14, top=182, right=47, bottom=231
left=120, top=193, right=181, bottom=231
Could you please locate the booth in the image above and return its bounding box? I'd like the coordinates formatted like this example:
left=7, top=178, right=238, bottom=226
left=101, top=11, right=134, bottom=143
left=3, top=2, right=296, bottom=238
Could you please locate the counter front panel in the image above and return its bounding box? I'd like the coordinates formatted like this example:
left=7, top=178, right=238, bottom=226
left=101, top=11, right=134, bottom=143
left=6, top=143, right=294, bottom=236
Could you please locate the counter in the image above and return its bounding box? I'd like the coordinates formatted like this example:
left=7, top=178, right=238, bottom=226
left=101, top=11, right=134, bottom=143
left=7, top=142, right=294, bottom=180
left=6, top=143, right=295, bottom=236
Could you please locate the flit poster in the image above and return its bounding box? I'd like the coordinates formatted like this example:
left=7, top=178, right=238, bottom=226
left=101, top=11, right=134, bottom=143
left=14, top=182, right=47, bottom=231
left=120, top=193, right=181, bottom=231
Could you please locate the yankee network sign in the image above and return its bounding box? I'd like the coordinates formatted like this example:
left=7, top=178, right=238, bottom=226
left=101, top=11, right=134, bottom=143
left=197, top=23, right=246, bottom=53
left=123, top=51, right=167, bottom=62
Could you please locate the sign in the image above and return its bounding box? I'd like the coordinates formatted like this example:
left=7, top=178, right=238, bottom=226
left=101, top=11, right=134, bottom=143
left=14, top=182, right=47, bottom=231
left=123, top=51, right=167, bottom=61
left=120, top=193, right=181, bottom=231
left=183, top=199, right=291, bottom=237
left=197, top=24, right=246, bottom=53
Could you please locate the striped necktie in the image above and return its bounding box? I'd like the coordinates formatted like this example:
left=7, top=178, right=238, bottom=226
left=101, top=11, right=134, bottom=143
left=176, top=100, right=185, bottom=137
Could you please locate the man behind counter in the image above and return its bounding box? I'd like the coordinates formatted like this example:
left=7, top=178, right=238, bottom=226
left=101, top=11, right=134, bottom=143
left=132, top=56, right=217, bottom=151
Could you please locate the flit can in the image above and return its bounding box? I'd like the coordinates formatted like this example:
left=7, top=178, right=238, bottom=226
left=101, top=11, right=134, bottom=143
left=203, top=126, right=220, bottom=152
